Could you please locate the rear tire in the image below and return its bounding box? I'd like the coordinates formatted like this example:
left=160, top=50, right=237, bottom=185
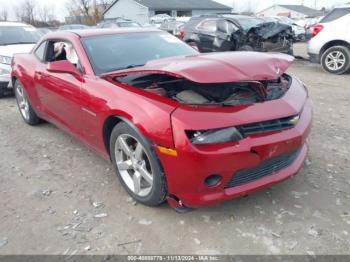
left=321, top=46, right=350, bottom=75
left=110, top=122, right=167, bottom=206
left=14, top=80, right=41, bottom=125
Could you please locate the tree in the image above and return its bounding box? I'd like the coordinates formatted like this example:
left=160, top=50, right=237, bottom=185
left=38, top=4, right=56, bottom=24
left=66, top=0, right=114, bottom=25
left=0, top=9, right=9, bottom=21
left=16, top=0, right=37, bottom=25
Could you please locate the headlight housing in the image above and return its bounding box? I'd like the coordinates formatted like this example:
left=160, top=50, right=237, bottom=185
left=0, top=55, right=12, bottom=65
left=0, top=67, right=10, bottom=75
left=187, top=127, right=243, bottom=145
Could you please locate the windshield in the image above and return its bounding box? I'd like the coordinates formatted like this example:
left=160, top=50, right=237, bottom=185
left=239, top=18, right=265, bottom=31
left=0, top=26, right=42, bottom=45
left=82, top=32, right=198, bottom=75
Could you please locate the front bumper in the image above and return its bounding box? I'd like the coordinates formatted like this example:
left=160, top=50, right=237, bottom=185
left=158, top=97, right=313, bottom=208
left=0, top=63, right=12, bottom=91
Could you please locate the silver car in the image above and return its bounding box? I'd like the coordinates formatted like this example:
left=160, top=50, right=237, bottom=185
left=307, top=5, right=350, bottom=74
left=0, top=22, right=42, bottom=96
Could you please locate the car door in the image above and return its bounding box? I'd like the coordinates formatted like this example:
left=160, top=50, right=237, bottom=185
left=215, top=19, right=239, bottom=51
left=34, top=39, right=86, bottom=135
left=195, top=19, right=217, bottom=52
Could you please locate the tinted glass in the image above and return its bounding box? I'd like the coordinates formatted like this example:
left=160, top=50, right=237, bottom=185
left=217, top=20, right=239, bottom=34
left=320, top=8, right=350, bottom=23
left=197, top=20, right=217, bottom=32
left=0, top=26, right=42, bottom=45
left=34, top=41, right=46, bottom=61
left=82, top=32, right=198, bottom=75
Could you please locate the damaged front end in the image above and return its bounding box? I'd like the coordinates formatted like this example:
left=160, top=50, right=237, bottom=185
left=242, top=21, right=294, bottom=53
left=235, top=22, right=295, bottom=54
left=113, top=73, right=291, bottom=107
left=102, top=52, right=295, bottom=108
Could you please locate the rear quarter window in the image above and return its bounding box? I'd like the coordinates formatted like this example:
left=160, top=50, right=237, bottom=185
left=320, top=8, right=350, bottom=23
left=197, top=20, right=217, bottom=32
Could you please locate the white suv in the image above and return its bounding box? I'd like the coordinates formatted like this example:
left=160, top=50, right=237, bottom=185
left=0, top=22, right=42, bottom=97
left=308, top=5, right=350, bottom=74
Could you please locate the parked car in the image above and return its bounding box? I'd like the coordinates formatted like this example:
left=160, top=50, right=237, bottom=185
left=297, top=17, right=322, bottom=41
left=97, top=19, right=142, bottom=28
left=308, top=5, right=350, bottom=74
left=0, top=22, right=42, bottom=97
left=150, top=14, right=174, bottom=24
left=37, top=28, right=52, bottom=35
left=58, top=24, right=90, bottom=30
left=261, top=17, right=306, bottom=42
left=182, top=15, right=294, bottom=54
left=159, top=20, right=186, bottom=37
left=11, top=28, right=312, bottom=210
left=292, top=23, right=306, bottom=41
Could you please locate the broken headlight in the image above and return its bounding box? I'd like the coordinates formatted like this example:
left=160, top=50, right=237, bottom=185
left=187, top=127, right=243, bottom=145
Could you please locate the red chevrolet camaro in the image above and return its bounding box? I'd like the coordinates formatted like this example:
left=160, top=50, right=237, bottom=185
left=11, top=28, right=312, bottom=211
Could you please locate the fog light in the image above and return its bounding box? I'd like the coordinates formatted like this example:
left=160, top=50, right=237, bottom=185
left=204, top=175, right=222, bottom=187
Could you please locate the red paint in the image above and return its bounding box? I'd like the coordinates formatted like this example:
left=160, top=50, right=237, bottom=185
left=12, top=30, right=312, bottom=208
left=312, top=24, right=324, bottom=38
left=103, top=52, right=295, bottom=83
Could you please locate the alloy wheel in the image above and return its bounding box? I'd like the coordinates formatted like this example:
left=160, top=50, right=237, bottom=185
left=114, top=134, right=154, bottom=197
left=325, top=51, right=346, bottom=71
left=15, top=83, right=30, bottom=121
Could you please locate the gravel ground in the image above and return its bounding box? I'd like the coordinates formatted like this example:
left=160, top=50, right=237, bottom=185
left=0, top=45, right=349, bottom=255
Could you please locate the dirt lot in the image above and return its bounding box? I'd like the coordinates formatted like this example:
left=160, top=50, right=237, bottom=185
left=0, top=44, right=349, bottom=255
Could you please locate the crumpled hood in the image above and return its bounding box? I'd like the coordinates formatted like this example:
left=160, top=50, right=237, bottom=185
left=0, top=44, right=35, bottom=57
left=103, top=52, right=294, bottom=83
left=249, top=22, right=293, bottom=40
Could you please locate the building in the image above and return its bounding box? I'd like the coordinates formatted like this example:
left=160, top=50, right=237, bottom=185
left=103, top=0, right=232, bottom=24
left=257, top=4, right=324, bottom=19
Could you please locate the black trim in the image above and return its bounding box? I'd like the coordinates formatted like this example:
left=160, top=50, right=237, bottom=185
left=225, top=148, right=302, bottom=188
left=0, top=81, right=9, bottom=89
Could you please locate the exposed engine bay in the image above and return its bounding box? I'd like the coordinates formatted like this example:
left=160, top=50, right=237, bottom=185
left=235, top=22, right=294, bottom=52
left=114, top=73, right=292, bottom=106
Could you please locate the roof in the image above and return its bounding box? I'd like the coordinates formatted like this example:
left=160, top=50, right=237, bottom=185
left=278, top=5, right=323, bottom=16
left=44, top=28, right=161, bottom=38
left=104, top=0, right=231, bottom=14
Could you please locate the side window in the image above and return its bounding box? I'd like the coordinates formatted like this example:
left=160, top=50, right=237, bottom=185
left=34, top=41, right=47, bottom=62
left=320, top=8, right=350, bottom=23
left=217, top=20, right=239, bottom=34
left=197, top=20, right=217, bottom=32
left=45, top=40, right=81, bottom=68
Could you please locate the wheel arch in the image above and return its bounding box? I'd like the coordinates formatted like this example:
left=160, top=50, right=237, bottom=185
left=320, top=40, right=350, bottom=57
left=105, top=114, right=169, bottom=203
left=11, top=76, right=18, bottom=87
left=102, top=114, right=155, bottom=157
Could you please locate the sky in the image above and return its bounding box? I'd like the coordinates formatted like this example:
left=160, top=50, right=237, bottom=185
left=0, top=0, right=349, bottom=22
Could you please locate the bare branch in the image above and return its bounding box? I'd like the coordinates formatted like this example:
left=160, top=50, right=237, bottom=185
left=0, top=9, right=9, bottom=21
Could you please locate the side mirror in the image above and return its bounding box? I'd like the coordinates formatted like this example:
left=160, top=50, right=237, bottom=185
left=47, top=60, right=82, bottom=80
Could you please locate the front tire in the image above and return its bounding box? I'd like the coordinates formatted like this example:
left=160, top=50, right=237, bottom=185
left=110, top=122, right=167, bottom=206
left=321, top=46, right=350, bottom=75
left=14, top=80, right=41, bottom=125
